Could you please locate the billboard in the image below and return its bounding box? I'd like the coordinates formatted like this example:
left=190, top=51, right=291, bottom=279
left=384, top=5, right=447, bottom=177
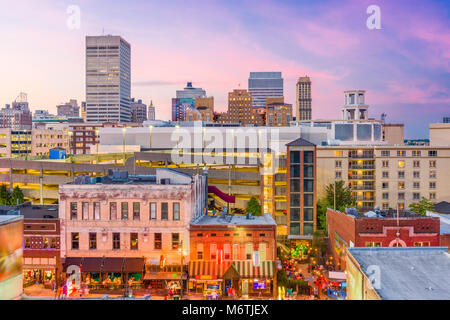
left=0, top=217, right=23, bottom=300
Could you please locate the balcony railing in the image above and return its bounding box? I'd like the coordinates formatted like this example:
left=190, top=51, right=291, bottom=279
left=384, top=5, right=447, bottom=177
left=351, top=185, right=375, bottom=191
left=348, top=175, right=375, bottom=180
left=353, top=197, right=375, bottom=201
left=349, top=153, right=374, bottom=159
left=349, top=165, right=375, bottom=170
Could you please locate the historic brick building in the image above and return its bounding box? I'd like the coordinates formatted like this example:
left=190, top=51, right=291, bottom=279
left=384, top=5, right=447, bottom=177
left=327, top=208, right=441, bottom=270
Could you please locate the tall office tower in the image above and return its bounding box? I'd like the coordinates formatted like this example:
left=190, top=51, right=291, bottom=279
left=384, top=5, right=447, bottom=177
left=248, top=72, right=283, bottom=109
left=85, top=35, right=131, bottom=123
left=296, top=76, right=312, bottom=121
left=148, top=100, right=155, bottom=121
left=172, top=82, right=206, bottom=121
left=130, top=98, right=147, bottom=123
left=57, top=99, right=80, bottom=117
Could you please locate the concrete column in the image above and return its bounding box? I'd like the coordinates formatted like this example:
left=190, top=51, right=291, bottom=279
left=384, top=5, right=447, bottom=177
left=40, top=168, right=44, bottom=205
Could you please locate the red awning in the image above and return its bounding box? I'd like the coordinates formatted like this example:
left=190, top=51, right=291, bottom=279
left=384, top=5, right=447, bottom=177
left=123, top=258, right=145, bottom=273
left=102, top=258, right=124, bottom=273
left=63, top=257, right=82, bottom=272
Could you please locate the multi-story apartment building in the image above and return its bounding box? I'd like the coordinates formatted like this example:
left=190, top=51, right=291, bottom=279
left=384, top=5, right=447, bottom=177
left=382, top=124, right=405, bottom=145
left=85, top=35, right=131, bottom=123
left=59, top=168, right=207, bottom=289
left=189, top=213, right=277, bottom=298
left=296, top=76, right=312, bottom=121
left=0, top=128, right=32, bottom=158
left=224, top=89, right=264, bottom=126
left=130, top=98, right=147, bottom=123
left=248, top=72, right=283, bottom=109
left=317, top=146, right=450, bottom=211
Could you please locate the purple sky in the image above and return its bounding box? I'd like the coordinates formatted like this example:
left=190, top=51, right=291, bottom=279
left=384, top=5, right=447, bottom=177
left=0, top=0, right=449, bottom=138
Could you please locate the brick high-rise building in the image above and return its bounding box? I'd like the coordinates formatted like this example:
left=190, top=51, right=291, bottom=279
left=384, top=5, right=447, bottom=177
left=296, top=76, right=312, bottom=121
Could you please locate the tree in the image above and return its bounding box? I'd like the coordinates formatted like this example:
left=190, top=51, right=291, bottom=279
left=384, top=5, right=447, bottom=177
left=0, top=185, right=10, bottom=205
left=246, top=196, right=262, bottom=216
left=10, top=186, right=25, bottom=206
left=324, top=180, right=354, bottom=212
left=409, top=197, right=434, bottom=215
left=316, top=181, right=355, bottom=231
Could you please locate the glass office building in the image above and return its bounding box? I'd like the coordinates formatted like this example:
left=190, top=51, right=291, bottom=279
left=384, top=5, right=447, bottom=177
left=248, top=72, right=283, bottom=109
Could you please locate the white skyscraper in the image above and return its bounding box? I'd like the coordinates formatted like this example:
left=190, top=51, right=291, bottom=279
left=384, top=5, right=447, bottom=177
left=86, top=35, right=131, bottom=123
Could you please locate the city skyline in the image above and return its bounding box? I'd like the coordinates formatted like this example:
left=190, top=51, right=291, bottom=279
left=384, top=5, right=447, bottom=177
left=0, top=0, right=449, bottom=138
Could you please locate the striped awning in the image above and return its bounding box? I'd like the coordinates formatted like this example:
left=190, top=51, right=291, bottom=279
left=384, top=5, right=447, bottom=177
left=189, top=260, right=274, bottom=279
left=189, top=261, right=232, bottom=278
left=232, top=261, right=274, bottom=278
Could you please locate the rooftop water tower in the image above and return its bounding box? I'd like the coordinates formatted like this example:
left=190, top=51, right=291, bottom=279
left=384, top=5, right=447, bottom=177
left=342, top=90, right=369, bottom=120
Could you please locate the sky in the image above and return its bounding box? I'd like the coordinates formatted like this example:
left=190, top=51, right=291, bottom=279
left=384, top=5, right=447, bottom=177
left=0, top=0, right=449, bottom=138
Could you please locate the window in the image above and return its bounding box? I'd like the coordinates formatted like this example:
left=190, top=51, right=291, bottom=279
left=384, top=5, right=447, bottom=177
left=130, top=233, right=138, bottom=250
left=210, top=244, right=217, bottom=260
left=335, top=171, right=342, bottom=179
left=397, top=150, right=406, bottom=157
left=382, top=192, right=389, bottom=200
left=24, top=237, right=31, bottom=248
left=365, top=242, right=381, bottom=247
left=413, top=172, right=420, bottom=179
left=89, top=233, right=97, bottom=250
left=93, top=202, right=100, bottom=220
left=154, top=233, right=162, bottom=250
left=382, top=171, right=389, bottom=179
left=382, top=203, right=389, bottom=210
left=413, top=193, right=421, bottom=200
left=304, top=165, right=313, bottom=178
left=430, top=171, right=436, bottom=179
left=161, top=203, right=168, bottom=220
left=413, top=160, right=420, bottom=168
left=290, top=179, right=300, bottom=192
left=413, top=182, right=420, bottom=189
left=110, top=202, right=117, bottom=220
left=398, top=182, right=405, bottom=190
left=398, top=171, right=405, bottom=179
left=233, top=244, right=240, bottom=260
left=258, top=243, right=267, bottom=261
left=382, top=182, right=389, bottom=189
left=430, top=193, right=436, bottom=200
left=43, top=237, right=49, bottom=249
left=245, top=243, right=253, bottom=260
left=70, top=202, right=78, bottom=220
left=335, top=150, right=343, bottom=157
left=430, top=182, right=436, bottom=189
left=412, top=150, right=421, bottom=157
left=415, top=242, right=430, bottom=247
left=304, top=208, right=314, bottom=222
left=304, top=194, right=314, bottom=207
left=428, top=150, right=437, bottom=157
left=290, top=165, right=300, bottom=178
left=290, top=151, right=300, bottom=164
left=304, top=151, right=313, bottom=164
left=398, top=203, right=405, bottom=210
left=173, top=203, right=180, bottom=221
left=224, top=244, right=231, bottom=260
left=121, top=202, right=128, bottom=220
left=150, top=202, right=157, bottom=220
left=71, top=233, right=79, bottom=250
left=335, top=160, right=342, bottom=168
left=113, top=233, right=120, bottom=250
left=197, top=243, right=204, bottom=260
left=429, top=160, right=436, bottom=168
left=382, top=160, right=389, bottom=168
left=82, top=202, right=89, bottom=220
left=172, top=233, right=180, bottom=250
left=381, top=150, right=390, bottom=157
left=398, top=160, right=405, bottom=168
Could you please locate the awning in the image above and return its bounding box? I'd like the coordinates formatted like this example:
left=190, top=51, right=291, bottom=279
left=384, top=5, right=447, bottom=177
left=81, top=257, right=103, bottom=273
left=143, top=272, right=186, bottom=280
left=188, top=261, right=232, bottom=278
left=232, top=261, right=274, bottom=278
left=102, top=258, right=124, bottom=273
left=123, top=258, right=145, bottom=273
left=62, top=257, right=83, bottom=272
left=327, top=271, right=347, bottom=281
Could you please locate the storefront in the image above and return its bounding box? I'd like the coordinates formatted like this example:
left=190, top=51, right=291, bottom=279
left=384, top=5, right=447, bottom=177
left=233, top=261, right=275, bottom=297
left=23, top=256, right=59, bottom=288
left=123, top=258, right=145, bottom=289
left=188, top=261, right=232, bottom=297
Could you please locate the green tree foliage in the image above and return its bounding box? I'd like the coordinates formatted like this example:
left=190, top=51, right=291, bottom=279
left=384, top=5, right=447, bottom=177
left=409, top=197, right=435, bottom=215
left=316, top=181, right=355, bottom=231
left=246, top=196, right=262, bottom=216
left=10, top=186, right=25, bottom=206
left=0, top=185, right=11, bottom=205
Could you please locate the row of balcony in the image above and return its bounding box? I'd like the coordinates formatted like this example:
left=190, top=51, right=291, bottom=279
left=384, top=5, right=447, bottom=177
left=350, top=185, right=375, bottom=191
left=348, top=153, right=374, bottom=159
left=348, top=175, right=375, bottom=180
